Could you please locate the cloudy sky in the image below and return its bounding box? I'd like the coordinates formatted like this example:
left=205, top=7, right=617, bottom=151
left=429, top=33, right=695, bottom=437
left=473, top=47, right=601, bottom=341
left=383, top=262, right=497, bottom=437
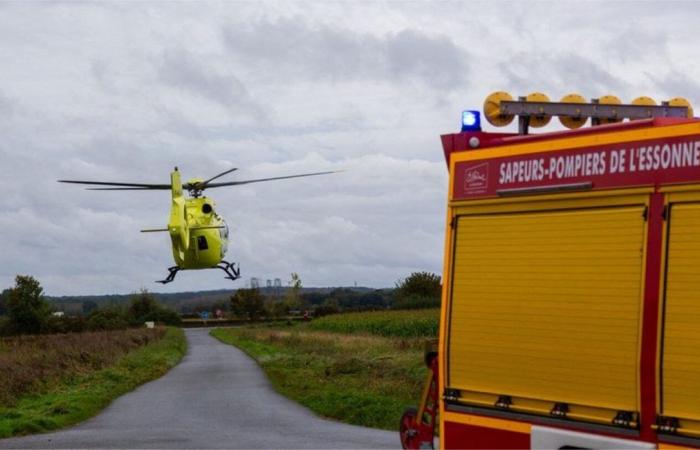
left=0, top=1, right=698, bottom=295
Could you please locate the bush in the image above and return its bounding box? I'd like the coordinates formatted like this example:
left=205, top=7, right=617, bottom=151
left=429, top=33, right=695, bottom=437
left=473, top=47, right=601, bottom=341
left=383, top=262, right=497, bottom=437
left=313, top=298, right=340, bottom=317
left=0, top=316, right=10, bottom=337
left=392, top=272, right=441, bottom=310
left=0, top=289, right=8, bottom=315
left=88, top=307, right=129, bottom=331
left=230, top=288, right=265, bottom=321
left=42, top=316, right=88, bottom=334
left=5, top=275, right=51, bottom=335
left=126, top=290, right=181, bottom=326
left=264, top=298, right=288, bottom=319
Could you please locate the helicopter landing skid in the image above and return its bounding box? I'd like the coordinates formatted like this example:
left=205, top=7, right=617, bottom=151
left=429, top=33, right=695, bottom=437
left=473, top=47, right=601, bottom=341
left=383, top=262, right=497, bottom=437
left=155, top=261, right=240, bottom=284
left=156, top=266, right=181, bottom=284
left=216, top=260, right=241, bottom=281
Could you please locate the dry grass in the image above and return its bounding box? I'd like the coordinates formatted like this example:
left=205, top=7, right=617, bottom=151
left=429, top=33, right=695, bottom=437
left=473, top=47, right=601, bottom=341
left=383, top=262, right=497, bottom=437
left=0, top=328, right=165, bottom=407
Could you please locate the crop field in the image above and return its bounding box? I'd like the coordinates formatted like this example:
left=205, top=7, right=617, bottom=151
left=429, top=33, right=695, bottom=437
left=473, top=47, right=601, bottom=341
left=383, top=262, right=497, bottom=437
left=308, top=309, right=440, bottom=338
left=211, top=308, right=440, bottom=430
left=0, top=327, right=186, bottom=438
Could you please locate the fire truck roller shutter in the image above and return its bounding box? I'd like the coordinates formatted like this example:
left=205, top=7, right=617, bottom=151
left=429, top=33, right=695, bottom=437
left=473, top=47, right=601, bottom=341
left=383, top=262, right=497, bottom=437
left=660, top=202, right=700, bottom=436
left=448, top=205, right=646, bottom=418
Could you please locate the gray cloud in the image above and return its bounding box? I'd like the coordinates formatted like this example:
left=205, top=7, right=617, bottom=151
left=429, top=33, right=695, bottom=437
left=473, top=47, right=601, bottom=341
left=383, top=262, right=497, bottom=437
left=498, top=53, right=625, bottom=99
left=648, top=71, right=700, bottom=100
left=158, top=48, right=268, bottom=120
left=222, top=18, right=469, bottom=90
left=0, top=91, right=15, bottom=117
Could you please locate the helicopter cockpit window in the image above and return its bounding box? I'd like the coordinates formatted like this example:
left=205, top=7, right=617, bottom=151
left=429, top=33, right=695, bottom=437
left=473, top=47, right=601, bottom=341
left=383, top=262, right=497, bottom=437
left=202, top=203, right=213, bottom=214
left=197, top=236, right=208, bottom=250
left=219, top=223, right=229, bottom=240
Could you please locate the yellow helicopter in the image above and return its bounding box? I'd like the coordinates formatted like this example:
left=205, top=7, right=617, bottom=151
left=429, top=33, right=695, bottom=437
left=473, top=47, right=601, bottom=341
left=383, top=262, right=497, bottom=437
left=59, top=167, right=334, bottom=284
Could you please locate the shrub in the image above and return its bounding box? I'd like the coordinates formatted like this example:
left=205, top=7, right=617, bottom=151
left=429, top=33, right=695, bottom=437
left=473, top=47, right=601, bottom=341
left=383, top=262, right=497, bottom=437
left=0, top=289, right=8, bottom=315
left=88, top=306, right=129, bottom=331
left=313, top=298, right=340, bottom=317
left=392, top=272, right=441, bottom=310
left=230, top=288, right=265, bottom=321
left=42, top=316, right=88, bottom=334
left=5, top=275, right=51, bottom=335
left=126, top=290, right=181, bottom=326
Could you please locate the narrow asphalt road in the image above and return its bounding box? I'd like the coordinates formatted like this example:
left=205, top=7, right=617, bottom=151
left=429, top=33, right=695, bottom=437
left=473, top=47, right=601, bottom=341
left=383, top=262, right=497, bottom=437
left=2, top=328, right=398, bottom=449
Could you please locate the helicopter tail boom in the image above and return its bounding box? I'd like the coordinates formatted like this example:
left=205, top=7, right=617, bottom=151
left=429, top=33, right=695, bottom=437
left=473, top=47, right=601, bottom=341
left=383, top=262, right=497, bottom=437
left=169, top=168, right=189, bottom=256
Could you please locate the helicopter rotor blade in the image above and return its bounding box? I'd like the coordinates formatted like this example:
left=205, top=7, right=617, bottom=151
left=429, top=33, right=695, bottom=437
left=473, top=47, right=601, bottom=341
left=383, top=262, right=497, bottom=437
left=200, top=167, right=238, bottom=187
left=58, top=180, right=170, bottom=189
left=202, top=171, right=339, bottom=189
left=87, top=187, right=164, bottom=190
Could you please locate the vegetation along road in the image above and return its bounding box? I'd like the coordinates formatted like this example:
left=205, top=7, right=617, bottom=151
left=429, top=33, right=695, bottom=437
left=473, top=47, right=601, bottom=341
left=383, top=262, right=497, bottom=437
left=212, top=309, right=440, bottom=431
left=2, top=328, right=396, bottom=449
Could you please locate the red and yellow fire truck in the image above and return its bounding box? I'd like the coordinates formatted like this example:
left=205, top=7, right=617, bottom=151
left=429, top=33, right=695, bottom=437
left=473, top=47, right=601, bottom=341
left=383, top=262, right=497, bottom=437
left=401, top=93, right=700, bottom=449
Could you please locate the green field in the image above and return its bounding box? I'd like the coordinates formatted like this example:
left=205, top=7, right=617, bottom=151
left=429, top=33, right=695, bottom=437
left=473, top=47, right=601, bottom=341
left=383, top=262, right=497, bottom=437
left=309, top=309, right=440, bottom=338
left=211, top=308, right=439, bottom=430
left=0, top=327, right=186, bottom=438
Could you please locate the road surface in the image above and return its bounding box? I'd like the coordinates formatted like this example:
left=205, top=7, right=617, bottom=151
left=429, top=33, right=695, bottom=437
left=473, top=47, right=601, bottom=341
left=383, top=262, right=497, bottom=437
left=2, top=328, right=398, bottom=449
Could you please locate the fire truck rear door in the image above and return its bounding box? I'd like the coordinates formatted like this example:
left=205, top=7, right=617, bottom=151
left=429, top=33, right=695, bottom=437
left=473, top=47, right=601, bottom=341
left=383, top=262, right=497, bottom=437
left=448, top=204, right=646, bottom=422
left=660, top=201, right=700, bottom=437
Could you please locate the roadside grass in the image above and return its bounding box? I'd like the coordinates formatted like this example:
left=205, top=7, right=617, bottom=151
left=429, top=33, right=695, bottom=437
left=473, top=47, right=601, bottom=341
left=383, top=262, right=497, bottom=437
left=211, top=311, right=438, bottom=430
left=0, top=327, right=186, bottom=438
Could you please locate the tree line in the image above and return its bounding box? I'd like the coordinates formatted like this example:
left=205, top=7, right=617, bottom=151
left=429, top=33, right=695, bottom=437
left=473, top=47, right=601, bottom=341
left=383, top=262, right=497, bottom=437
left=228, top=271, right=442, bottom=321
left=0, top=271, right=442, bottom=333
left=0, top=275, right=181, bottom=336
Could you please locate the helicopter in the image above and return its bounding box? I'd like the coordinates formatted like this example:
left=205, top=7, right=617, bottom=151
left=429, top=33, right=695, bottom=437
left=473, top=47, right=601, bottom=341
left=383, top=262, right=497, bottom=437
left=59, top=167, right=334, bottom=284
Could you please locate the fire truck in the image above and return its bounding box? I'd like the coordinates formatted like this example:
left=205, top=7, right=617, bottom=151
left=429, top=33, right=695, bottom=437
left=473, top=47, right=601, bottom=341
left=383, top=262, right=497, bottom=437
left=401, top=92, right=700, bottom=449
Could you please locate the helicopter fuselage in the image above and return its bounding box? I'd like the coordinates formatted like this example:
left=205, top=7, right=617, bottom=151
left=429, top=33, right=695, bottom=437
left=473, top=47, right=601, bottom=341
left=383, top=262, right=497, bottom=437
left=167, top=169, right=229, bottom=270
left=171, top=196, right=229, bottom=269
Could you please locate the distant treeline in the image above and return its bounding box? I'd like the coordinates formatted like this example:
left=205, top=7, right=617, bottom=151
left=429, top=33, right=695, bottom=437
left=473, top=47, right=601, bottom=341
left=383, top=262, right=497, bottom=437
left=0, top=272, right=442, bottom=332
left=0, top=276, right=181, bottom=336
left=228, top=272, right=441, bottom=321
left=45, top=286, right=380, bottom=316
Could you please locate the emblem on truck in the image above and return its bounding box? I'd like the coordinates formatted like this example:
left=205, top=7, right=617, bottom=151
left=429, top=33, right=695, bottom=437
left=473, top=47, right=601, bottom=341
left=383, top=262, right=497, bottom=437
left=463, top=163, right=489, bottom=194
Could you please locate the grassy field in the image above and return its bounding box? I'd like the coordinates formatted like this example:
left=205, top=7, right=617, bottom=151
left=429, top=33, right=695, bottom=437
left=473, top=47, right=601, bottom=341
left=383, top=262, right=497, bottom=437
left=0, top=327, right=186, bottom=438
left=211, top=308, right=439, bottom=430
left=309, top=309, right=440, bottom=338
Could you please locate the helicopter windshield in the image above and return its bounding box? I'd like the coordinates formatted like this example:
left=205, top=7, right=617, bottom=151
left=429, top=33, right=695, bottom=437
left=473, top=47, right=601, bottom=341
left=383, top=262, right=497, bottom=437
left=219, top=221, right=229, bottom=240
left=219, top=221, right=229, bottom=258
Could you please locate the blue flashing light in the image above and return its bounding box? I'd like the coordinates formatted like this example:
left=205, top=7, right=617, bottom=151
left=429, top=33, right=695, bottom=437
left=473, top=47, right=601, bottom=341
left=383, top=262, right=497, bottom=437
left=461, top=110, right=481, bottom=132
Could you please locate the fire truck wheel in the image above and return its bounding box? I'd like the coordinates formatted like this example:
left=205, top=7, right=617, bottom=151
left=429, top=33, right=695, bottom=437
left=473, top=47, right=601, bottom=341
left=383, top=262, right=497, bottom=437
left=399, top=407, right=422, bottom=450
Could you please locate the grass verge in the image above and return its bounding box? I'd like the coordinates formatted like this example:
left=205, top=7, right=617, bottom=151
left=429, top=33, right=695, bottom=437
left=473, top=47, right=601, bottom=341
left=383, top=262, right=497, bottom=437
left=211, top=323, right=430, bottom=430
left=0, top=327, right=186, bottom=438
